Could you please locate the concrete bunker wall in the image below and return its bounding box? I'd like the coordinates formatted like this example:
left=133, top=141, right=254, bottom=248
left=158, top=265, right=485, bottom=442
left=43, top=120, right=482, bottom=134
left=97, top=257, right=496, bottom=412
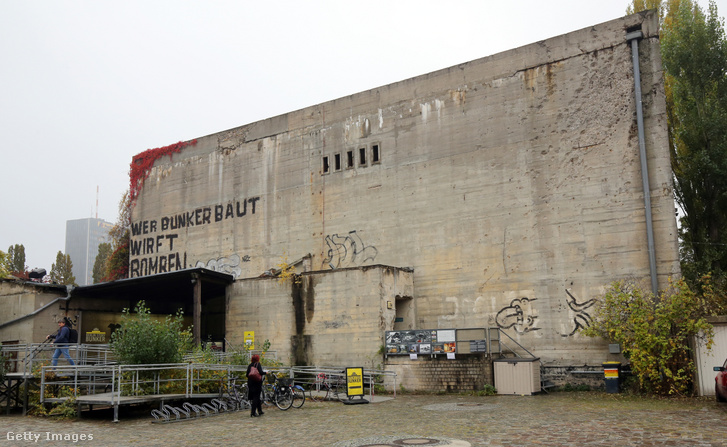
left=0, top=280, right=69, bottom=345
left=227, top=266, right=414, bottom=367
left=130, top=11, right=678, bottom=368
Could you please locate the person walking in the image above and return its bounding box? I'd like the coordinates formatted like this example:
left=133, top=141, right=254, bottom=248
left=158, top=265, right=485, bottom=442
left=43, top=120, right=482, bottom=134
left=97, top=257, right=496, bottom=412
left=246, top=354, right=266, bottom=417
left=47, top=318, right=76, bottom=367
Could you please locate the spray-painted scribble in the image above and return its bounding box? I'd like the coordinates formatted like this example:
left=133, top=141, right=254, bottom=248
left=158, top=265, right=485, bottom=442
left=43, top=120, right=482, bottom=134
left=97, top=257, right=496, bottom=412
left=561, top=289, right=597, bottom=336
left=496, top=297, right=540, bottom=333
left=323, top=230, right=378, bottom=269
left=194, top=254, right=247, bottom=278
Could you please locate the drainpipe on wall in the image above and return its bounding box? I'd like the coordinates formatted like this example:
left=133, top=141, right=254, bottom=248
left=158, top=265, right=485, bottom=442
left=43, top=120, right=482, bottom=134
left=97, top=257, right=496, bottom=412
left=627, top=29, right=658, bottom=296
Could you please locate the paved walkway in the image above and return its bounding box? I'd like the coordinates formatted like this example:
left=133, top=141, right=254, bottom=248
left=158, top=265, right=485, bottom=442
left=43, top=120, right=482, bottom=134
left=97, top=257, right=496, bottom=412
left=2, top=393, right=727, bottom=446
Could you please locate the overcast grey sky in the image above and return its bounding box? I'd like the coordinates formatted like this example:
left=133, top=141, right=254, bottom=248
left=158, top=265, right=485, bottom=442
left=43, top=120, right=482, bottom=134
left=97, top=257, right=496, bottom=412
left=1, top=0, right=724, bottom=272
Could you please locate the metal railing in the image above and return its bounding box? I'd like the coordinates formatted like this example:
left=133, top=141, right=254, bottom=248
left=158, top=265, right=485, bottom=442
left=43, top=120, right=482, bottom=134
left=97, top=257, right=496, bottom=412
left=0, top=343, right=115, bottom=376
left=283, top=366, right=398, bottom=401
left=39, top=362, right=250, bottom=422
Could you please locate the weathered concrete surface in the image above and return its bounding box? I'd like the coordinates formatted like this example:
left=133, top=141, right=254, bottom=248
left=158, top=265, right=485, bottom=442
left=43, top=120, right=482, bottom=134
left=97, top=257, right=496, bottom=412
left=228, top=266, right=413, bottom=367
left=0, top=280, right=68, bottom=344
left=130, top=11, right=678, bottom=367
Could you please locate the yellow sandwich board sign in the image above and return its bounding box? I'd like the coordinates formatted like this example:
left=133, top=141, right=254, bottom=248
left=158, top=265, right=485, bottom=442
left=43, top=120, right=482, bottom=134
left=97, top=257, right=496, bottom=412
left=346, top=367, right=364, bottom=398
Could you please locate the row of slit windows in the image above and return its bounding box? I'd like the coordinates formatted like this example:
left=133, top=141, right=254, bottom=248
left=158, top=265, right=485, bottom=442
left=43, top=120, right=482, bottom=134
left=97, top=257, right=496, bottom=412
left=322, top=143, right=380, bottom=174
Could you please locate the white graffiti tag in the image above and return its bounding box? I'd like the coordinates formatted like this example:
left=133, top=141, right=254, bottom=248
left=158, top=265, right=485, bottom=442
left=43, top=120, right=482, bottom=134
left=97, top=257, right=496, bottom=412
left=195, top=254, right=245, bottom=278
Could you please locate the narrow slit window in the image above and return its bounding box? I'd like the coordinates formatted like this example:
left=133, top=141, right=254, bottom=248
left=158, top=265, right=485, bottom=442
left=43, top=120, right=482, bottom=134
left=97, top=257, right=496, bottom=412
left=322, top=156, right=330, bottom=174
left=346, top=150, right=354, bottom=168
left=359, top=147, right=367, bottom=166
left=371, top=144, right=380, bottom=164
left=334, top=153, right=342, bottom=171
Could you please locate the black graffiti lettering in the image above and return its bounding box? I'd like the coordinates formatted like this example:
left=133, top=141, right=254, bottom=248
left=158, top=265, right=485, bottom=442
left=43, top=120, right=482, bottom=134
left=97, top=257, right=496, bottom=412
left=169, top=253, right=179, bottom=270
left=195, top=209, right=202, bottom=226
left=323, top=230, right=378, bottom=269
left=166, top=234, right=178, bottom=250
left=248, top=197, right=260, bottom=214
left=161, top=217, right=169, bottom=231
left=202, top=207, right=211, bottom=224
left=131, top=220, right=156, bottom=236
left=187, top=211, right=194, bottom=227
left=130, top=239, right=143, bottom=256
left=236, top=200, right=247, bottom=217
left=130, top=253, right=185, bottom=277
left=215, top=205, right=223, bottom=222
left=226, top=203, right=234, bottom=219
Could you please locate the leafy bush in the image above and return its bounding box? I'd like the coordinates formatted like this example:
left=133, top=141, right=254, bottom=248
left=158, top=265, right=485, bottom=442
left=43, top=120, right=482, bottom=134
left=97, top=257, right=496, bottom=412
left=477, top=384, right=497, bottom=396
left=582, top=278, right=714, bottom=396
left=110, top=301, right=192, bottom=364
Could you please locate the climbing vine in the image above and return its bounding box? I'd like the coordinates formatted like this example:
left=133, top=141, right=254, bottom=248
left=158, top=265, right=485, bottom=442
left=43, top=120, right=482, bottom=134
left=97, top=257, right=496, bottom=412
left=128, top=140, right=197, bottom=207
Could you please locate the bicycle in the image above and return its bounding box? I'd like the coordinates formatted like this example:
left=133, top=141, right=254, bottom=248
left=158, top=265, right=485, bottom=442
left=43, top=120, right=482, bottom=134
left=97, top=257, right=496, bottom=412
left=218, top=377, right=250, bottom=411
left=291, top=381, right=306, bottom=408
left=261, top=374, right=293, bottom=410
left=308, top=372, right=347, bottom=402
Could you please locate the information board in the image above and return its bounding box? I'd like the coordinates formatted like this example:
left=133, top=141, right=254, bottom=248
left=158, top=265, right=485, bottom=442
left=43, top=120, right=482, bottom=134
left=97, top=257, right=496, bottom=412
left=385, top=328, right=487, bottom=356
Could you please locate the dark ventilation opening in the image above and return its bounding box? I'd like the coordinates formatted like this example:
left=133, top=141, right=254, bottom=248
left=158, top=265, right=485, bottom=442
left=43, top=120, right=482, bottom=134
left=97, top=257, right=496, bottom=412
left=322, top=156, right=330, bottom=174
left=359, top=147, right=367, bottom=166
left=334, top=153, right=342, bottom=171
left=626, top=24, right=642, bottom=33
left=346, top=150, right=354, bottom=168
left=372, top=144, right=380, bottom=164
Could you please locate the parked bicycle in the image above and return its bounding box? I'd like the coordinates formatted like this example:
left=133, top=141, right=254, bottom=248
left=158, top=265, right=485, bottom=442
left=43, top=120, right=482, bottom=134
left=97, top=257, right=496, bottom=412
left=218, top=376, right=250, bottom=411
left=259, top=374, right=294, bottom=410
left=291, top=382, right=306, bottom=408
left=307, top=372, right=346, bottom=402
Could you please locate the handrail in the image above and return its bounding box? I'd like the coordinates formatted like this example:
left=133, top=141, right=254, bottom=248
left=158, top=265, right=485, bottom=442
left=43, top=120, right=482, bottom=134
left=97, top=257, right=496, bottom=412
left=489, top=328, right=536, bottom=359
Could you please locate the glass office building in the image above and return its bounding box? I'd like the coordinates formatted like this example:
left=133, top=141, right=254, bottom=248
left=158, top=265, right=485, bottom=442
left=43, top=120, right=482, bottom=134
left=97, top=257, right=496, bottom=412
left=65, top=218, right=113, bottom=286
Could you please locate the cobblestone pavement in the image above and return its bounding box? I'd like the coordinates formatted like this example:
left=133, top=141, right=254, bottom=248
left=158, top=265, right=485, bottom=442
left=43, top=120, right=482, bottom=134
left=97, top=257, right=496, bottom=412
left=2, top=393, right=727, bottom=446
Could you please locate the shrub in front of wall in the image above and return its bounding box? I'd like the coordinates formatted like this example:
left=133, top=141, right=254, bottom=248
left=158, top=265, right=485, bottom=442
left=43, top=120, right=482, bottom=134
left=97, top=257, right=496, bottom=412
left=110, top=301, right=192, bottom=365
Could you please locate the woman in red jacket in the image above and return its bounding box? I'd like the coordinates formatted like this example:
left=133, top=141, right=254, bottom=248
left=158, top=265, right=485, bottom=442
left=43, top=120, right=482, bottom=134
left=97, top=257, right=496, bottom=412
left=246, top=354, right=266, bottom=417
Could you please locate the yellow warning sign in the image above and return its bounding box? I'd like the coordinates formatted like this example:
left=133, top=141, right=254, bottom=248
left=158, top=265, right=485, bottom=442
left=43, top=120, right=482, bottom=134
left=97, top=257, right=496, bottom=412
left=244, top=331, right=254, bottom=350
left=346, top=367, right=364, bottom=397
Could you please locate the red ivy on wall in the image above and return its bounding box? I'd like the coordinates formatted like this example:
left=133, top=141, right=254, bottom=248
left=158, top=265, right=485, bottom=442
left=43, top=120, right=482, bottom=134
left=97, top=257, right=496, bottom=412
left=128, top=140, right=197, bottom=207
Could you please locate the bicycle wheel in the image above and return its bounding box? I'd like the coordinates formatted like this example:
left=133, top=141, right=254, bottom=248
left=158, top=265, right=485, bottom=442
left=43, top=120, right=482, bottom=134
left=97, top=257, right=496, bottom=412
left=274, top=387, right=294, bottom=410
left=261, top=388, right=272, bottom=408
left=292, top=385, right=305, bottom=408
left=333, top=379, right=347, bottom=402
left=233, top=384, right=251, bottom=409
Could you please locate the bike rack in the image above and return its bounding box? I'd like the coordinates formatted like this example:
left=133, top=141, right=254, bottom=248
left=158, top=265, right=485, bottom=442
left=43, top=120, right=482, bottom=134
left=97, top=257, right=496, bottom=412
left=150, top=391, right=250, bottom=423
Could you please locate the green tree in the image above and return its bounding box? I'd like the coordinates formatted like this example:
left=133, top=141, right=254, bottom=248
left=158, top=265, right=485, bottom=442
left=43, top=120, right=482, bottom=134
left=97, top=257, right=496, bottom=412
left=661, top=0, right=727, bottom=286
left=110, top=301, right=192, bottom=364
left=0, top=250, right=9, bottom=279
left=6, top=244, right=26, bottom=273
left=50, top=251, right=76, bottom=286
left=582, top=278, right=713, bottom=395
left=92, top=242, right=112, bottom=284
left=102, top=191, right=131, bottom=281
left=627, top=0, right=665, bottom=17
